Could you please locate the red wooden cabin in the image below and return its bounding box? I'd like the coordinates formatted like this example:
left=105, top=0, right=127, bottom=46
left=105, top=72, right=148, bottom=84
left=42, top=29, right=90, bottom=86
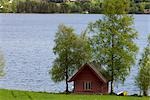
left=68, top=63, right=109, bottom=94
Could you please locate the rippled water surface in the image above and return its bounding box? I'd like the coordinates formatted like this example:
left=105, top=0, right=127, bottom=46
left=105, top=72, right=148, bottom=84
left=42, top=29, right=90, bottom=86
left=0, top=14, right=150, bottom=94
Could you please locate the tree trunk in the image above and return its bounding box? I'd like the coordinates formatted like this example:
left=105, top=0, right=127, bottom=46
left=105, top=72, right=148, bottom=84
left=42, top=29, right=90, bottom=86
left=110, top=32, right=115, bottom=94
left=110, top=80, right=114, bottom=94
left=65, top=50, right=69, bottom=94
left=65, top=68, right=69, bottom=93
left=143, top=90, right=148, bottom=96
left=140, top=89, right=142, bottom=96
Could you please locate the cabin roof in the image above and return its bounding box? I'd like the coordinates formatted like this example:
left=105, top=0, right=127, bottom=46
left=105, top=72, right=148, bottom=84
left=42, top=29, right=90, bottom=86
left=68, top=63, right=109, bottom=83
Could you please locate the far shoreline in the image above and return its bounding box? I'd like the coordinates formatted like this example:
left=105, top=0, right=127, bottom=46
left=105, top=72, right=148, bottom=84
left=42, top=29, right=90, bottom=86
left=0, top=13, right=150, bottom=15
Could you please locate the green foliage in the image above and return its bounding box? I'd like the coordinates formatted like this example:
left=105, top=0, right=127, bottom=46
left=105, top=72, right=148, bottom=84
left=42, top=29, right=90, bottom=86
left=16, top=1, right=53, bottom=13
left=0, top=0, right=16, bottom=13
left=145, top=3, right=150, bottom=9
left=1, top=0, right=149, bottom=13
left=15, top=1, right=103, bottom=14
left=129, top=1, right=139, bottom=13
left=51, top=24, right=77, bottom=82
left=129, top=1, right=146, bottom=14
left=135, top=34, right=150, bottom=96
left=102, top=0, right=130, bottom=14
left=138, top=3, right=145, bottom=12
left=50, top=24, right=91, bottom=92
left=88, top=0, right=138, bottom=93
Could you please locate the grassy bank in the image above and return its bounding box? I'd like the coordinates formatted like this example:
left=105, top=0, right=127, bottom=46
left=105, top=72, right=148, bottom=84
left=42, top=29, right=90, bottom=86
left=0, top=89, right=150, bottom=100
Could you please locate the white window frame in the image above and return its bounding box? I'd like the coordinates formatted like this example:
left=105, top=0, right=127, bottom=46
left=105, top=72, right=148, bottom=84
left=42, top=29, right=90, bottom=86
left=83, top=81, right=92, bottom=90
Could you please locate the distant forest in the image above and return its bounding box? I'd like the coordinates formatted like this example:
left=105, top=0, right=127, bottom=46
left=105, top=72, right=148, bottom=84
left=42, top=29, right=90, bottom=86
left=0, top=0, right=150, bottom=13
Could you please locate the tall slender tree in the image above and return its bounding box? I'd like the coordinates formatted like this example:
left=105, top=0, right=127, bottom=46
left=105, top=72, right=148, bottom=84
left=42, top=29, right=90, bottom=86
left=135, top=34, right=150, bottom=96
left=50, top=24, right=91, bottom=93
left=88, top=0, right=138, bottom=94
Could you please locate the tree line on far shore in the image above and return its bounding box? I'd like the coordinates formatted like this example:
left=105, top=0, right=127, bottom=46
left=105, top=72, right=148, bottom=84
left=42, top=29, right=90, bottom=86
left=16, top=1, right=101, bottom=13
left=0, top=0, right=150, bottom=13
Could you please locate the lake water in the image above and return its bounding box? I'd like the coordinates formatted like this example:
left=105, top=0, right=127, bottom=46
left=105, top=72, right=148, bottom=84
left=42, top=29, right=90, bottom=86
left=0, top=14, right=150, bottom=95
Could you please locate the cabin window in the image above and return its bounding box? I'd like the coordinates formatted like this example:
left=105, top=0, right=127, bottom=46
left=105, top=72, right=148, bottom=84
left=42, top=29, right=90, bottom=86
left=83, top=81, right=92, bottom=90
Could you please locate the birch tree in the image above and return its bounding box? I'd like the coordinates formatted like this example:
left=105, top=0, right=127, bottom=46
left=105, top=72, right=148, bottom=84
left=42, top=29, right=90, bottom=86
left=50, top=24, right=91, bottom=93
left=89, top=0, right=138, bottom=94
left=135, top=34, right=150, bottom=96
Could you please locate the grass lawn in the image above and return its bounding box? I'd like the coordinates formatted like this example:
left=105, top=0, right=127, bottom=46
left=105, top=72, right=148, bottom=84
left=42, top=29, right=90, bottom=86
left=0, top=89, right=150, bottom=100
